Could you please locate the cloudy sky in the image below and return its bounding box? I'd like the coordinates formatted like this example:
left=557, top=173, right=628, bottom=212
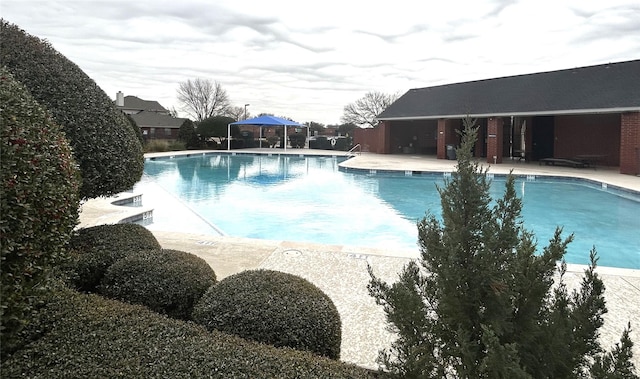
left=3, top=0, right=639, bottom=125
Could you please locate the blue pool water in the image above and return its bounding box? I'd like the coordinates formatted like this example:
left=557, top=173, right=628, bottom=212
left=138, top=153, right=640, bottom=269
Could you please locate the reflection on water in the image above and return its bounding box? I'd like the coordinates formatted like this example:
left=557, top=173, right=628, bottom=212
left=141, top=154, right=640, bottom=269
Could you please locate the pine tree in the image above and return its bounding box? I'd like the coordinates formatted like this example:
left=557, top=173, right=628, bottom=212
left=591, top=324, right=637, bottom=378
left=368, top=118, right=636, bottom=378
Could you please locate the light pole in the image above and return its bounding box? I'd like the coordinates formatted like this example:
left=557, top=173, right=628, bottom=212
left=244, top=104, right=249, bottom=120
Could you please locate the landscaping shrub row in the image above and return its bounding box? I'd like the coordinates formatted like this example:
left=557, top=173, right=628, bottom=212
left=100, top=249, right=216, bottom=321
left=144, top=139, right=187, bottom=152
left=2, top=288, right=375, bottom=378
left=64, top=223, right=162, bottom=292
left=64, top=225, right=342, bottom=361
left=65, top=224, right=215, bottom=321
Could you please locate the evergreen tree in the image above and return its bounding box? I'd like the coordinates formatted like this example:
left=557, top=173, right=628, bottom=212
left=368, top=118, right=636, bottom=378
left=591, top=324, right=638, bottom=378
left=178, top=119, right=199, bottom=149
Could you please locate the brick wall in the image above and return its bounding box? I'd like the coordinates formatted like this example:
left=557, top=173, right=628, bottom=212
left=353, top=124, right=386, bottom=153
left=620, top=112, right=640, bottom=175
left=554, top=114, right=620, bottom=166
left=486, top=117, right=504, bottom=163
left=436, top=119, right=461, bottom=159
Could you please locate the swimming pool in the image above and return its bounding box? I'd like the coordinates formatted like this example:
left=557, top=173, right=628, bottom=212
left=136, top=153, right=640, bottom=269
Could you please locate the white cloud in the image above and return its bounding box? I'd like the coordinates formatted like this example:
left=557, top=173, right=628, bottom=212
left=2, top=0, right=639, bottom=124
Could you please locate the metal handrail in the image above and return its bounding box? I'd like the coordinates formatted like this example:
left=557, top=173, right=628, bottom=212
left=347, top=143, right=361, bottom=156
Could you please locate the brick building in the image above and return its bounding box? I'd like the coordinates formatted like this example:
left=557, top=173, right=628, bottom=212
left=114, top=92, right=188, bottom=140
left=355, top=60, right=640, bottom=175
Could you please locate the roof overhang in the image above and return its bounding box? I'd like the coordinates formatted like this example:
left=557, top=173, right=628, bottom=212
left=377, top=107, right=640, bottom=122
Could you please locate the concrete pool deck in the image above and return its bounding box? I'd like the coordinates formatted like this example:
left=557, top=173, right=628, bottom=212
left=79, top=149, right=640, bottom=368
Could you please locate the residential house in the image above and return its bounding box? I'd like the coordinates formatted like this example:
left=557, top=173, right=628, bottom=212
left=115, top=91, right=188, bottom=140
left=356, top=60, right=640, bottom=175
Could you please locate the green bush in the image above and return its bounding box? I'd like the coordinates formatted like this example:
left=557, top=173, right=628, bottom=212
left=178, top=119, right=200, bottom=149
left=310, top=136, right=331, bottom=149
left=99, top=249, right=216, bottom=320
left=193, top=269, right=342, bottom=360
left=65, top=224, right=161, bottom=292
left=2, top=288, right=374, bottom=378
left=197, top=116, right=237, bottom=147
left=0, top=20, right=144, bottom=199
left=368, top=119, right=635, bottom=377
left=144, top=139, right=186, bottom=152
left=169, top=140, right=186, bottom=151
left=124, top=113, right=144, bottom=145
left=145, top=139, right=169, bottom=152
left=289, top=133, right=306, bottom=148
left=0, top=68, right=81, bottom=357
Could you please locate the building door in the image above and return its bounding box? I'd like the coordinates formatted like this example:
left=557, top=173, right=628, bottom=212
left=532, top=116, right=554, bottom=160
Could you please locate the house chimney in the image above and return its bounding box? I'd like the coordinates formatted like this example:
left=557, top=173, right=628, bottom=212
left=116, top=91, right=124, bottom=107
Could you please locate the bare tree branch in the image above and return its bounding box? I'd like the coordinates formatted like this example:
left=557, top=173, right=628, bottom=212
left=226, top=105, right=247, bottom=121
left=177, top=78, right=231, bottom=121
left=341, top=91, right=400, bottom=128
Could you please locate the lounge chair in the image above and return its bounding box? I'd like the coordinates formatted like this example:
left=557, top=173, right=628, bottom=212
left=539, top=158, right=588, bottom=168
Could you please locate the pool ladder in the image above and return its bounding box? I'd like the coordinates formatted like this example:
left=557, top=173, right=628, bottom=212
left=347, top=144, right=361, bottom=157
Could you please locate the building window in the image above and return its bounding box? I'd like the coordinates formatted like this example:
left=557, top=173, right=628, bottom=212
left=150, top=128, right=156, bottom=135
left=164, top=128, right=172, bottom=136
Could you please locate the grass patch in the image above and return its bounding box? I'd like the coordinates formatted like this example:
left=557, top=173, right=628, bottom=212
left=145, top=139, right=186, bottom=152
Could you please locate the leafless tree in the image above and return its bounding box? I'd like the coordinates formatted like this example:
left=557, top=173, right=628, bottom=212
left=341, top=91, right=400, bottom=128
left=177, top=78, right=231, bottom=121
left=226, top=105, right=247, bottom=121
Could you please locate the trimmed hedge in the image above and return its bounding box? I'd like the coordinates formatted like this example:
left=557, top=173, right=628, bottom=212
left=65, top=224, right=161, bottom=292
left=99, top=249, right=216, bottom=320
left=2, top=288, right=375, bottom=378
left=193, top=269, right=342, bottom=360
left=289, top=133, right=306, bottom=148
left=0, top=68, right=81, bottom=357
left=0, top=20, right=144, bottom=199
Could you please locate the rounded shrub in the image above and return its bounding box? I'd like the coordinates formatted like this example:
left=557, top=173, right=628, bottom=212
left=0, top=68, right=81, bottom=357
left=193, top=269, right=342, bottom=359
left=3, top=287, right=375, bottom=378
left=99, top=249, right=217, bottom=320
left=65, top=223, right=161, bottom=292
left=0, top=20, right=144, bottom=199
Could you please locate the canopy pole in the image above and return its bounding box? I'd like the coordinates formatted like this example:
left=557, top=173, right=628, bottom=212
left=227, top=123, right=230, bottom=150
left=284, top=125, right=287, bottom=151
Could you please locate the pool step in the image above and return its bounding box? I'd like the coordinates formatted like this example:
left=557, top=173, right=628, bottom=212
left=77, top=191, right=154, bottom=228
left=119, top=210, right=153, bottom=224
left=109, top=192, right=154, bottom=225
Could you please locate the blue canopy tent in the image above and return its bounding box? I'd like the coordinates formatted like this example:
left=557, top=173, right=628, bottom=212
left=228, top=115, right=305, bottom=150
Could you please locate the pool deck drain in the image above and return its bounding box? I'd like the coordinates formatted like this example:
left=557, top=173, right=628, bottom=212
left=80, top=149, right=640, bottom=369
left=196, top=240, right=217, bottom=246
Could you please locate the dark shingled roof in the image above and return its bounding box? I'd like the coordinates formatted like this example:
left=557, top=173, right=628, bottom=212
left=378, top=60, right=640, bottom=121
left=130, top=111, right=187, bottom=128
left=122, top=95, right=167, bottom=112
